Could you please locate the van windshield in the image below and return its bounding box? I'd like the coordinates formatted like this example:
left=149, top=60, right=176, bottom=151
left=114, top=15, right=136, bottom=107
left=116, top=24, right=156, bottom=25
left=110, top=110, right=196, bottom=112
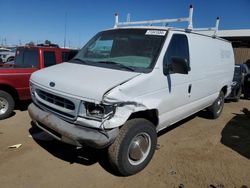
left=71, top=29, right=166, bottom=72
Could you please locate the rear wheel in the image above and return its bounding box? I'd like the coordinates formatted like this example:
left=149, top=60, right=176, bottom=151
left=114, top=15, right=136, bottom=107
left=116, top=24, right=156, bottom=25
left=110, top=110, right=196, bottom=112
left=207, top=91, right=224, bottom=119
left=108, top=118, right=157, bottom=176
left=0, top=91, right=15, bottom=120
left=234, top=87, right=242, bottom=102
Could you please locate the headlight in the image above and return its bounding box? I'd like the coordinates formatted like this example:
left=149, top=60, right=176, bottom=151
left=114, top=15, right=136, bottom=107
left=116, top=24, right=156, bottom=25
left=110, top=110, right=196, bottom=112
left=83, top=102, right=115, bottom=120
left=86, top=103, right=105, bottom=118
left=2, top=55, right=6, bottom=58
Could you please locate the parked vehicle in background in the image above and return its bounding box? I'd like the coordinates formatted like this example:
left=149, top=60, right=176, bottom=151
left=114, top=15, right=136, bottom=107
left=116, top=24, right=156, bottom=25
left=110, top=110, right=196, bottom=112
left=28, top=6, right=234, bottom=176
left=0, top=44, right=78, bottom=120
left=242, top=61, right=250, bottom=99
left=226, top=64, right=247, bottom=101
left=0, top=48, right=16, bottom=63
left=0, top=47, right=10, bottom=52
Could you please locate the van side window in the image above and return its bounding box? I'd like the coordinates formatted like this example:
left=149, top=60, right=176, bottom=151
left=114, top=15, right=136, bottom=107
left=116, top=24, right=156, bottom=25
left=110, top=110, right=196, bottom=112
left=44, top=51, right=56, bottom=67
left=163, top=34, right=189, bottom=74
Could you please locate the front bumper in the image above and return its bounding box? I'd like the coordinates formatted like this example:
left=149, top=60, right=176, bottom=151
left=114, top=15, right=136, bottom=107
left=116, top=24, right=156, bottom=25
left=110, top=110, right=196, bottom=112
left=28, top=103, right=119, bottom=149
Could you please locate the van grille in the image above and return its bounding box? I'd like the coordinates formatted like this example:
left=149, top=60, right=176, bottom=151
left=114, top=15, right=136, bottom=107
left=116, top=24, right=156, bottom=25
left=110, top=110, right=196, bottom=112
left=36, top=89, right=75, bottom=110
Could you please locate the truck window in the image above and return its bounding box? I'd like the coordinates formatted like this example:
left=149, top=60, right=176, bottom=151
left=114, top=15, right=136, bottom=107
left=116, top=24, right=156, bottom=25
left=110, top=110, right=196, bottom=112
left=62, top=52, right=69, bottom=62
left=15, top=49, right=39, bottom=68
left=62, top=50, right=78, bottom=62
left=164, top=34, right=189, bottom=73
left=44, top=51, right=56, bottom=67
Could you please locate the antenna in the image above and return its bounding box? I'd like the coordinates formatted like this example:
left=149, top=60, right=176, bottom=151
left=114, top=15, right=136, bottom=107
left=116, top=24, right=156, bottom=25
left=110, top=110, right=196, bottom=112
left=63, top=12, right=67, bottom=48
left=127, top=13, right=131, bottom=22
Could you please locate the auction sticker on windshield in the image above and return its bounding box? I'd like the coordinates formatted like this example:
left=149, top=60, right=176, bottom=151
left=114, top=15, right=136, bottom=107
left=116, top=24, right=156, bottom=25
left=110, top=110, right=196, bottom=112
left=145, top=30, right=166, bottom=36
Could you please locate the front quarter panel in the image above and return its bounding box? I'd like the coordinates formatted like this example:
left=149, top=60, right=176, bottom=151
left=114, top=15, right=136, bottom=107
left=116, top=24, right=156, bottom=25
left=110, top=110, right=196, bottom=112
left=102, top=69, right=166, bottom=129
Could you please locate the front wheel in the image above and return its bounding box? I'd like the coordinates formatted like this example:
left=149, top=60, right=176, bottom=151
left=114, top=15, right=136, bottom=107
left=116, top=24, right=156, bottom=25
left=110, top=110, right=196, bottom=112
left=207, top=91, right=225, bottom=119
left=108, top=118, right=157, bottom=176
left=0, top=91, right=15, bottom=120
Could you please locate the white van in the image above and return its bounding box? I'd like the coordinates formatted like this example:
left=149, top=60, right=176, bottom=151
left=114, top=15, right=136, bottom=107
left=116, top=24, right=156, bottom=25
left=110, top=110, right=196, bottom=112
left=28, top=7, right=234, bottom=175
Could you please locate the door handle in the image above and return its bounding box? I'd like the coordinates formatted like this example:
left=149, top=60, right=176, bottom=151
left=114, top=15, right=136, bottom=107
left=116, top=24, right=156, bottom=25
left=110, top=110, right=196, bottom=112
left=188, top=84, right=192, bottom=94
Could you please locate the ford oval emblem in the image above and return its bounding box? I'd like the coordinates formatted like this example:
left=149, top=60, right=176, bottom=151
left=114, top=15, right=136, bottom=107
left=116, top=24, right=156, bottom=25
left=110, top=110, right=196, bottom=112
left=49, top=82, right=55, bottom=87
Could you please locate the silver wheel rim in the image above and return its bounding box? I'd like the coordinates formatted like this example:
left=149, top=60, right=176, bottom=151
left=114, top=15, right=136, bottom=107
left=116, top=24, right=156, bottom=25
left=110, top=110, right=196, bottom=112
left=216, top=95, right=223, bottom=114
left=127, top=132, right=151, bottom=166
left=0, top=97, right=9, bottom=115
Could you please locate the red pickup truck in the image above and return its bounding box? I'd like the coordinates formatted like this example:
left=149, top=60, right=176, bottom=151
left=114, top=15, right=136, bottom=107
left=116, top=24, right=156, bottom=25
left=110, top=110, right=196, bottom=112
left=0, top=45, right=78, bottom=120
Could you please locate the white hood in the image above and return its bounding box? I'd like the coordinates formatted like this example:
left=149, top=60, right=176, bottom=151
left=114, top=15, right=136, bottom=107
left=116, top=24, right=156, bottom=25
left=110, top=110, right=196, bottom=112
left=30, top=62, right=140, bottom=102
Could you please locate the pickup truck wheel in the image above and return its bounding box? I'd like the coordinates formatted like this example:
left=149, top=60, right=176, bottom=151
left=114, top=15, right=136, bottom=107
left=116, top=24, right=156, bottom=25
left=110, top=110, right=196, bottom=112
left=108, top=118, right=157, bottom=176
left=0, top=91, right=15, bottom=120
left=7, top=57, right=14, bottom=62
left=207, top=91, right=224, bottom=119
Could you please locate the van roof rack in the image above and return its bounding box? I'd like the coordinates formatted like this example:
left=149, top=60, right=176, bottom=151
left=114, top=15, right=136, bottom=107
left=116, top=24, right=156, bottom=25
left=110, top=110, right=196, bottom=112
left=114, top=5, right=220, bottom=36
left=191, top=17, right=220, bottom=36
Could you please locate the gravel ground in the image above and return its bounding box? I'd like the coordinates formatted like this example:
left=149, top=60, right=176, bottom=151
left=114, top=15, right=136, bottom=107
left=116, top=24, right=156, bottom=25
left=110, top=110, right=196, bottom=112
left=0, top=100, right=250, bottom=188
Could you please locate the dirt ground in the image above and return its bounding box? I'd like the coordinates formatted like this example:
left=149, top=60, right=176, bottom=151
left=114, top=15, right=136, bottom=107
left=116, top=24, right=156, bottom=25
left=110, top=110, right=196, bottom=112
left=0, top=99, right=250, bottom=188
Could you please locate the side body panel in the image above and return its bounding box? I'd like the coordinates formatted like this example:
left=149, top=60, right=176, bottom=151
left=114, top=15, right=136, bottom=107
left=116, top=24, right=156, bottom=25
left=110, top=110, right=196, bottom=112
left=156, top=31, right=234, bottom=131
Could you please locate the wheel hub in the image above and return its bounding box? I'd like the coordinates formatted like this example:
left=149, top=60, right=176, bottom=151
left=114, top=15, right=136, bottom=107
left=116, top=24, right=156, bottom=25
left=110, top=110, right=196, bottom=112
left=128, top=133, right=151, bottom=165
left=0, top=97, right=9, bottom=115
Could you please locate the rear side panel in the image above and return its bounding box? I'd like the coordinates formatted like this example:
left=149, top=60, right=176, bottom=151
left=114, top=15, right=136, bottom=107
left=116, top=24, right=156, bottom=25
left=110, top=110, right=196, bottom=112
left=187, top=33, right=234, bottom=100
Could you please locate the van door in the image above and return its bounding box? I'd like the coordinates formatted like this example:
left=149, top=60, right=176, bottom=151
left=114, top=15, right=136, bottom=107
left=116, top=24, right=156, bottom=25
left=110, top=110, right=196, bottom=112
left=159, top=33, right=195, bottom=127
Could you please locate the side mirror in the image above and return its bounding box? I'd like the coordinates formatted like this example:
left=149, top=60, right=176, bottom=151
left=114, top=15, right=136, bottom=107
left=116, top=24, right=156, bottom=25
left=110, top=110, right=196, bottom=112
left=170, top=56, right=190, bottom=74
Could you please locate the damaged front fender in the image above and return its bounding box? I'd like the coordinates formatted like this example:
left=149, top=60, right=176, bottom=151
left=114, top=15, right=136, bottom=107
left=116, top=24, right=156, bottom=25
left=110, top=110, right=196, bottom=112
left=100, top=70, right=162, bottom=129
left=101, top=88, right=148, bottom=129
left=102, top=101, right=148, bottom=129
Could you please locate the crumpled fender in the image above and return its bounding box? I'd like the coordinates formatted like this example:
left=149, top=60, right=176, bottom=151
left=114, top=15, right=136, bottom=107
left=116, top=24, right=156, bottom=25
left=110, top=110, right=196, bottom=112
left=101, top=71, right=163, bottom=129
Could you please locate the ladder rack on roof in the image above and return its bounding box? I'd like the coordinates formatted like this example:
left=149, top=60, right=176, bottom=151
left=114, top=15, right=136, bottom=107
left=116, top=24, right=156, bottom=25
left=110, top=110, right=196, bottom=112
left=114, top=5, right=220, bottom=36
left=192, top=17, right=220, bottom=36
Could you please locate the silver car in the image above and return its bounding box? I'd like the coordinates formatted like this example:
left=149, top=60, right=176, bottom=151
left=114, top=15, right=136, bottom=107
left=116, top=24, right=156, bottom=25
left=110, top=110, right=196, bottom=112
left=0, top=47, right=16, bottom=62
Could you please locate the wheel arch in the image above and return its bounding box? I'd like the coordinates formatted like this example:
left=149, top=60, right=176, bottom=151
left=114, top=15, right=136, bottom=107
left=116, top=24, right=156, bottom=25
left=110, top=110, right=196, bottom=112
left=128, top=109, right=159, bottom=127
left=221, top=85, right=228, bottom=96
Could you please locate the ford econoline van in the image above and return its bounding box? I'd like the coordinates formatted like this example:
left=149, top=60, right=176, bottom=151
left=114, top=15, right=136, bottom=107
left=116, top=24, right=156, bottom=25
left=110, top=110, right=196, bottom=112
left=28, top=8, right=234, bottom=175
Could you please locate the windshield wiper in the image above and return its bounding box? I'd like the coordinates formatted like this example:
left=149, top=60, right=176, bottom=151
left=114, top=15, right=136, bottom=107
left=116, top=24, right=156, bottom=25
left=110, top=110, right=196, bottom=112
left=97, top=61, right=135, bottom=71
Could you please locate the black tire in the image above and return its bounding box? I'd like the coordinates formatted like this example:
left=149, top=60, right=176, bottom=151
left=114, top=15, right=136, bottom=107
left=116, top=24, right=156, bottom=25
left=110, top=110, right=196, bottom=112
left=234, top=87, right=242, bottom=102
left=0, top=90, right=15, bottom=120
left=244, top=93, right=249, bottom=99
left=7, top=56, right=14, bottom=62
left=108, top=118, right=157, bottom=176
left=207, top=91, right=225, bottom=119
